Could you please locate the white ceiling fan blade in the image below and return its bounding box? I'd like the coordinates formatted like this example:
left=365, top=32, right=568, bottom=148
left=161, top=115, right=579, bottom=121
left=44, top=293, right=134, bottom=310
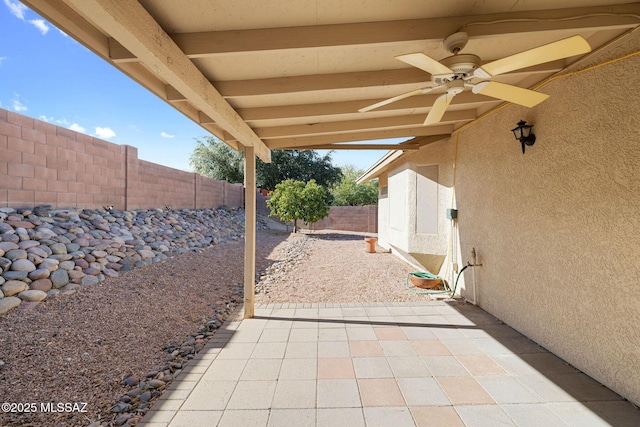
left=424, top=93, right=454, bottom=125
left=472, top=81, right=549, bottom=107
left=359, top=87, right=434, bottom=113
left=474, top=35, right=591, bottom=78
left=396, top=53, right=454, bottom=76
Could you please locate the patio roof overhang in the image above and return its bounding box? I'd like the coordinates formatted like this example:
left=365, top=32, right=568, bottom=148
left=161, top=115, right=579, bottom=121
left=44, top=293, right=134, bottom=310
left=20, top=0, right=640, bottom=317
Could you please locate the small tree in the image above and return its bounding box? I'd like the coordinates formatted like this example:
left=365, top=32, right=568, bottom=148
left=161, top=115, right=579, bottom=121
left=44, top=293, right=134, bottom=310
left=267, top=179, right=329, bottom=232
left=330, top=165, right=379, bottom=206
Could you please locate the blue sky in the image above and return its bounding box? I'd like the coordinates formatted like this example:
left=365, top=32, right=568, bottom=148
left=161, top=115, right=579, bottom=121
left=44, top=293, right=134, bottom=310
left=0, top=1, right=396, bottom=172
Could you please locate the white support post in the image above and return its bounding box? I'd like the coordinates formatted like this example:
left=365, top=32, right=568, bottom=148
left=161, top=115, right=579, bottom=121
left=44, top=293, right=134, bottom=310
left=243, top=146, right=256, bottom=318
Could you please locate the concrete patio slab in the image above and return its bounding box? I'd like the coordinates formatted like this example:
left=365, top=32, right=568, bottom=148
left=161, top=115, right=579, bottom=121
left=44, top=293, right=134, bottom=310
left=139, top=301, right=640, bottom=426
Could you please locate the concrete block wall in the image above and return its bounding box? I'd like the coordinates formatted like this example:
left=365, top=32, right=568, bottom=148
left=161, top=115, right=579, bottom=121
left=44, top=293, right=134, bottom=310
left=0, top=108, right=243, bottom=210
left=0, top=109, right=126, bottom=209
left=308, top=205, right=378, bottom=233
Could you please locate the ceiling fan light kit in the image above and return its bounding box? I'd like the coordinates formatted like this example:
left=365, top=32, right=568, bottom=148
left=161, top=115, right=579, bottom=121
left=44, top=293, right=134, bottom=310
left=359, top=33, right=592, bottom=126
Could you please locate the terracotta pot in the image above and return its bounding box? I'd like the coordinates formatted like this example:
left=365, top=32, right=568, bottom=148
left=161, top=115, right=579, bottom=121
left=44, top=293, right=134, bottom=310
left=364, top=237, right=377, bottom=253
left=408, top=273, right=442, bottom=289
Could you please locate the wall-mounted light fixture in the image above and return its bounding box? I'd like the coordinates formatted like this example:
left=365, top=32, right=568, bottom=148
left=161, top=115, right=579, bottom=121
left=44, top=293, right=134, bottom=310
left=511, top=120, right=536, bottom=154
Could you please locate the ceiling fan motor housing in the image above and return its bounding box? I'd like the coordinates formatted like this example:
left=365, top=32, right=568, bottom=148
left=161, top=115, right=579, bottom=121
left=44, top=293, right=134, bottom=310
left=432, top=54, right=481, bottom=85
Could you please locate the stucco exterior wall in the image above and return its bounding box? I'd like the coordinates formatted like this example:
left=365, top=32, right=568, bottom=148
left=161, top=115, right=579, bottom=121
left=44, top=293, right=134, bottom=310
left=454, top=35, right=640, bottom=404
left=374, top=34, right=640, bottom=404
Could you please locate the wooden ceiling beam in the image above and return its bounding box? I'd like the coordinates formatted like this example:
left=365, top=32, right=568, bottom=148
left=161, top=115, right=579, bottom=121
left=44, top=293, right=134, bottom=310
left=217, top=61, right=565, bottom=98
left=254, top=110, right=475, bottom=139
left=51, top=0, right=270, bottom=162
left=298, top=144, right=422, bottom=150
left=128, top=4, right=640, bottom=58
left=264, top=127, right=453, bottom=149
left=239, top=91, right=496, bottom=122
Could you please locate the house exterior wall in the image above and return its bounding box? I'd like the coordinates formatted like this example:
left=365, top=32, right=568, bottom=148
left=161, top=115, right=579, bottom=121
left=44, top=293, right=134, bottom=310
left=0, top=109, right=243, bottom=210
left=375, top=34, right=640, bottom=404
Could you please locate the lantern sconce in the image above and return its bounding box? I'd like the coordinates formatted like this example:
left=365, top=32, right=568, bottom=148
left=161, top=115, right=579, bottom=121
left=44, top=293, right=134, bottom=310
left=511, top=120, right=536, bottom=154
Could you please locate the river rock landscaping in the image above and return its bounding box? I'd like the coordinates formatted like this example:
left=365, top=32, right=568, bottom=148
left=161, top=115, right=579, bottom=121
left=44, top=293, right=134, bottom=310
left=0, top=205, right=249, bottom=315
left=0, top=205, right=285, bottom=427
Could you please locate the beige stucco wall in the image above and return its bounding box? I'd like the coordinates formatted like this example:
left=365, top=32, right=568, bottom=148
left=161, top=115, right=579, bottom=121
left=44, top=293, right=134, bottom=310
left=375, top=33, right=640, bottom=404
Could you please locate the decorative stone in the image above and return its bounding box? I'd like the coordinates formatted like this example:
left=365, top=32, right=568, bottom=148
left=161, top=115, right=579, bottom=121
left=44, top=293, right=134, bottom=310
left=28, top=268, right=50, bottom=280
left=138, top=250, right=155, bottom=259
left=11, top=259, right=37, bottom=272
left=59, top=261, right=76, bottom=271
left=18, top=240, right=40, bottom=250
left=5, top=249, right=28, bottom=261
left=30, top=279, right=53, bottom=292
left=2, top=280, right=29, bottom=297
left=0, top=297, right=21, bottom=314
left=81, top=275, right=100, bottom=286
left=27, top=246, right=49, bottom=258
left=39, top=258, right=59, bottom=272
left=18, top=289, right=47, bottom=302
left=50, top=243, right=68, bottom=255
left=50, top=270, right=70, bottom=288
left=2, top=271, right=28, bottom=281
left=0, top=257, right=11, bottom=273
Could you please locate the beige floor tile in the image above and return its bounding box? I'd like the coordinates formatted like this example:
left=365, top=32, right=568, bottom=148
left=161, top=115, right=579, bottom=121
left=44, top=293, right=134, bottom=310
left=411, top=339, right=452, bottom=356
left=397, top=377, right=450, bottom=406
left=374, top=327, right=408, bottom=340
left=349, top=340, right=384, bottom=357
left=410, top=406, right=465, bottom=427
left=352, top=357, right=393, bottom=379
left=249, top=341, right=286, bottom=358
left=216, top=342, right=256, bottom=360
left=454, top=405, right=515, bottom=427
left=317, top=408, right=365, bottom=427
left=318, top=341, right=351, bottom=358
left=240, top=358, right=282, bottom=381
left=168, top=410, right=222, bottom=427
left=501, top=403, right=566, bottom=427
left=226, top=380, right=277, bottom=410
left=318, top=358, right=355, bottom=379
left=386, top=356, right=431, bottom=378
left=181, top=380, right=237, bottom=410
left=380, top=340, right=418, bottom=357
left=279, top=358, right=317, bottom=380
left=285, top=341, right=318, bottom=358
left=317, top=379, right=362, bottom=408
left=439, top=338, right=483, bottom=355
left=346, top=327, right=378, bottom=341
left=258, top=328, right=290, bottom=342
left=271, top=379, right=317, bottom=409
left=268, top=408, right=316, bottom=427
left=318, top=328, right=348, bottom=341
left=289, top=328, right=319, bottom=342
left=358, top=378, right=405, bottom=407
left=363, top=407, right=415, bottom=427
left=422, top=356, right=470, bottom=376
left=202, top=359, right=247, bottom=381
left=400, top=326, right=437, bottom=340
left=436, top=377, right=495, bottom=405
left=218, top=409, right=269, bottom=427
left=457, top=354, right=507, bottom=376
left=476, top=376, right=540, bottom=404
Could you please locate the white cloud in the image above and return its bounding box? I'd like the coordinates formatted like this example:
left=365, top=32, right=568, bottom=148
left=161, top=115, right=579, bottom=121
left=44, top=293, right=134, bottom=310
left=11, top=95, right=26, bottom=112
left=0, top=57, right=7, bottom=67
left=29, top=19, right=49, bottom=35
left=69, top=123, right=86, bottom=133
left=5, top=0, right=50, bottom=35
left=39, top=115, right=54, bottom=122
left=160, top=131, right=175, bottom=138
left=94, top=127, right=116, bottom=139
left=4, top=0, right=26, bottom=20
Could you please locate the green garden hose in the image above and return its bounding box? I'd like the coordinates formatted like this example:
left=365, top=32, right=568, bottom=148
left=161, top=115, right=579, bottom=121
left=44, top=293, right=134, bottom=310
left=406, top=264, right=470, bottom=297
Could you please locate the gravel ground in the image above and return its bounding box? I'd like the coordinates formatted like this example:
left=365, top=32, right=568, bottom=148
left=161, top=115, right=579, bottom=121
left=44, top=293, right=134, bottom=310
left=0, top=226, right=430, bottom=427
left=255, top=230, right=431, bottom=304
left=0, top=229, right=288, bottom=427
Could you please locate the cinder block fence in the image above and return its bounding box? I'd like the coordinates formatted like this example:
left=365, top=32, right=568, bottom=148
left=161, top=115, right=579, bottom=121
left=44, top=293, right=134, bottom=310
left=0, top=108, right=243, bottom=210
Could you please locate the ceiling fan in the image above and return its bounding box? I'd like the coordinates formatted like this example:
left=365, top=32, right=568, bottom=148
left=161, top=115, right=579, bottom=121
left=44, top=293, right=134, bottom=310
left=359, top=32, right=591, bottom=125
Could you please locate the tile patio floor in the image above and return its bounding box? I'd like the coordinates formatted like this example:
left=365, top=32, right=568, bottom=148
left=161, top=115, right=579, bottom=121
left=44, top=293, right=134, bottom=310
left=139, top=301, right=640, bottom=427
